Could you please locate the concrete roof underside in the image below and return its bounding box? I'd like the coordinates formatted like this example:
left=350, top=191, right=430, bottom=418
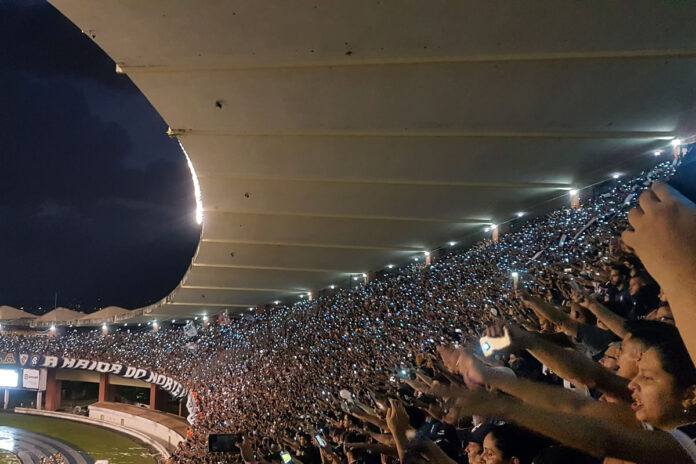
left=47, top=0, right=696, bottom=324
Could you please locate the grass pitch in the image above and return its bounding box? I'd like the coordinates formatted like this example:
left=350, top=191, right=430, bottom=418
left=0, top=412, right=157, bottom=464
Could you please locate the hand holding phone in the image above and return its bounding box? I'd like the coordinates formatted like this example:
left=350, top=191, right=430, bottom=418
left=479, top=328, right=511, bottom=357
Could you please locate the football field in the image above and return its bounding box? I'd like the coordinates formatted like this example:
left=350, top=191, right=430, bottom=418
left=0, top=413, right=157, bottom=464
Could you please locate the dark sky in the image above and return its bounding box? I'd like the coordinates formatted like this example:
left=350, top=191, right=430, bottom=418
left=0, top=0, right=201, bottom=313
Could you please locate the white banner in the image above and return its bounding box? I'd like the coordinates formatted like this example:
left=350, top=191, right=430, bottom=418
left=184, top=321, right=198, bottom=338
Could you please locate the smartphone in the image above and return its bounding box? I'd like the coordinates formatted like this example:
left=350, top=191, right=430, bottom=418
left=479, top=328, right=511, bottom=357
left=569, top=280, right=581, bottom=293
left=315, top=434, right=327, bottom=448
left=281, top=451, right=292, bottom=464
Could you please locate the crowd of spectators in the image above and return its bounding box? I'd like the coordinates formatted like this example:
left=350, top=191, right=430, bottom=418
left=39, top=453, right=65, bottom=464
left=1, top=146, right=696, bottom=464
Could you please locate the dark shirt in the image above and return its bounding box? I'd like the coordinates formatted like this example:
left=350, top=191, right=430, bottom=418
left=630, top=287, right=660, bottom=320
left=605, top=285, right=632, bottom=318
left=577, top=324, right=619, bottom=354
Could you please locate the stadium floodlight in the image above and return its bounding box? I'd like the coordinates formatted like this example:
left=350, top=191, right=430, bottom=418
left=516, top=212, right=525, bottom=218
left=178, top=141, right=203, bottom=225
left=274, top=300, right=280, bottom=305
left=671, top=138, right=682, bottom=147
left=612, top=173, right=621, bottom=179
left=202, top=315, right=208, bottom=321
left=654, top=150, right=662, bottom=156
left=569, top=189, right=578, bottom=197
left=329, top=285, right=336, bottom=289
left=448, top=241, right=457, bottom=246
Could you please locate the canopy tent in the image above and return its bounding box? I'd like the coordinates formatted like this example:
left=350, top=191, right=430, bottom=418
left=0, top=305, right=37, bottom=321
left=79, top=306, right=130, bottom=321
left=35, top=307, right=84, bottom=323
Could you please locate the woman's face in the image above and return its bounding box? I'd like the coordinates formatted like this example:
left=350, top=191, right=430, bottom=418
left=482, top=434, right=510, bottom=464
left=628, top=348, right=684, bottom=428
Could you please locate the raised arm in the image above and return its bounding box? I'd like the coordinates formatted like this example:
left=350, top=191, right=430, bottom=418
left=573, top=290, right=629, bottom=339
left=515, top=327, right=631, bottom=402
left=438, top=387, right=691, bottom=464
left=455, top=351, right=637, bottom=428
left=521, top=294, right=580, bottom=337
left=622, top=181, right=696, bottom=364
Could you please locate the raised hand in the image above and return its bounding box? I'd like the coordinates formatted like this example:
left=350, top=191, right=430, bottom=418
left=385, top=398, right=411, bottom=436
left=436, top=345, right=465, bottom=376
left=622, top=181, right=696, bottom=290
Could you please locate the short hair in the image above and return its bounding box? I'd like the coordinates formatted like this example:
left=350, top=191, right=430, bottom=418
left=624, top=320, right=696, bottom=390
left=487, top=424, right=549, bottom=464
left=610, top=264, right=630, bottom=279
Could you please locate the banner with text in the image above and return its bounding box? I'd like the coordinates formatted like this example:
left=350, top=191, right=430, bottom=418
left=0, top=352, right=188, bottom=399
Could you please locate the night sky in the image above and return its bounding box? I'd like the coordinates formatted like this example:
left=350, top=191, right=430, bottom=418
left=0, top=1, right=201, bottom=313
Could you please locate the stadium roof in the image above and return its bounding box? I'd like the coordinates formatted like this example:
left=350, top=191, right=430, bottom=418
left=46, top=0, right=696, bottom=324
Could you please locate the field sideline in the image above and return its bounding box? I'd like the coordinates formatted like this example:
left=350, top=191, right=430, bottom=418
left=0, top=412, right=157, bottom=464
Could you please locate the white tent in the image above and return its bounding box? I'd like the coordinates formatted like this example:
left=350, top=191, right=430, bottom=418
left=35, top=307, right=84, bottom=323
left=79, top=306, right=129, bottom=321
left=0, top=305, right=37, bottom=321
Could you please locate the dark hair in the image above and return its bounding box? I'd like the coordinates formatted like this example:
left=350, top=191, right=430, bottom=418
left=487, top=424, right=548, bottom=464
left=624, top=320, right=696, bottom=390
left=610, top=264, right=630, bottom=279
left=623, top=256, right=643, bottom=270
left=631, top=271, right=658, bottom=290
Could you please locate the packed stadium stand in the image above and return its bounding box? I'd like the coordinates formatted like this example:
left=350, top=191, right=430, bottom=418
left=3, top=1, right=696, bottom=463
